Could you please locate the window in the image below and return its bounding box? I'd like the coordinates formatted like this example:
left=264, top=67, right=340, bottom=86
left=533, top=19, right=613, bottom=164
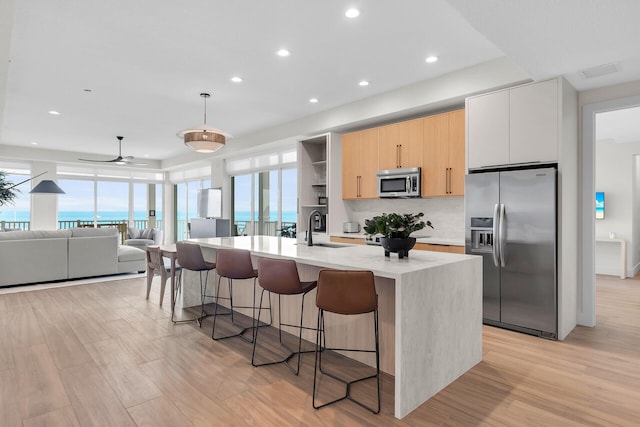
left=97, top=181, right=129, bottom=224
left=58, top=179, right=96, bottom=227
left=228, top=146, right=297, bottom=236
left=0, top=170, right=31, bottom=229
left=57, top=165, right=163, bottom=231
left=133, top=182, right=147, bottom=228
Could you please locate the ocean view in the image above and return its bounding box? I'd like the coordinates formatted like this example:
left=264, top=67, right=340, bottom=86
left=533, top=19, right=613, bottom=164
left=0, top=210, right=297, bottom=223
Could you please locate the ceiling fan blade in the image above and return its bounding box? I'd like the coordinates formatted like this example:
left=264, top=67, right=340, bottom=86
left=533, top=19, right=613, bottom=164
left=78, top=158, right=119, bottom=163
left=122, top=159, right=147, bottom=166
left=78, top=136, right=145, bottom=165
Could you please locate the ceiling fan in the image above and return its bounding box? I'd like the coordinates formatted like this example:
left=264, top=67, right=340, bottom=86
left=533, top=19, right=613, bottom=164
left=78, top=136, right=147, bottom=165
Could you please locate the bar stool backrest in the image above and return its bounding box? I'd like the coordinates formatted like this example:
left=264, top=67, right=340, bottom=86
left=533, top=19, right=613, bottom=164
left=316, top=270, right=377, bottom=315
left=176, top=241, right=208, bottom=271
left=257, top=258, right=304, bottom=295
left=216, top=248, right=256, bottom=279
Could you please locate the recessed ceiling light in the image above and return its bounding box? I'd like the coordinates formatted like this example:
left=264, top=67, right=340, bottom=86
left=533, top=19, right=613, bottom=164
left=345, top=8, right=360, bottom=18
left=276, top=49, right=290, bottom=57
left=231, top=76, right=243, bottom=83
left=31, top=141, right=38, bottom=145
left=143, top=154, right=149, bottom=158
left=309, top=98, right=319, bottom=103
left=359, top=80, right=369, bottom=86
left=48, top=110, right=60, bottom=115
left=425, top=56, right=439, bottom=63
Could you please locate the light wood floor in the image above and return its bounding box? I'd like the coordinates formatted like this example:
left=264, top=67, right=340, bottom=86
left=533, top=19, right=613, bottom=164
left=1, top=274, right=638, bottom=426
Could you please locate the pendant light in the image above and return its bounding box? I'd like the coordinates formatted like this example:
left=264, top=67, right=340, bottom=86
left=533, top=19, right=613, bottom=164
left=177, top=93, right=230, bottom=153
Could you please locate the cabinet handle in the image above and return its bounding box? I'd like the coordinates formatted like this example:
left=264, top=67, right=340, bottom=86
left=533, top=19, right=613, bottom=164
left=397, top=144, right=402, bottom=168
left=357, top=175, right=361, bottom=198
left=446, top=168, right=452, bottom=194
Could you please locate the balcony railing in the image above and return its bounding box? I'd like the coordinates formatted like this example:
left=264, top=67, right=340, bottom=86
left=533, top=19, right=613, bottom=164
left=174, top=219, right=297, bottom=241
left=1, top=219, right=163, bottom=234
left=0, top=220, right=30, bottom=231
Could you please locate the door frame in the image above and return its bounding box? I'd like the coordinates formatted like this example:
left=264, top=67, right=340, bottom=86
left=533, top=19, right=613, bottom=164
left=580, top=94, right=640, bottom=327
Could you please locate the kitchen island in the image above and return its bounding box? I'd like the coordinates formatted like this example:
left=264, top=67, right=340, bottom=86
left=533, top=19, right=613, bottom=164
left=186, top=235, right=482, bottom=419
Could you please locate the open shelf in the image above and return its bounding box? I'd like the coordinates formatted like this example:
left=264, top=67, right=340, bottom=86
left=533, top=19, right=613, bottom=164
left=301, top=204, right=327, bottom=208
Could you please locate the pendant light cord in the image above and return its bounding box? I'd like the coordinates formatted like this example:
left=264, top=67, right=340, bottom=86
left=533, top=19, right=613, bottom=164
left=200, top=92, right=210, bottom=125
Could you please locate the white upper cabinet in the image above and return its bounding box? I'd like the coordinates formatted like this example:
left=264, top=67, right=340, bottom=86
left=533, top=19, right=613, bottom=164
left=509, top=79, right=558, bottom=165
left=467, top=79, right=560, bottom=169
left=467, top=90, right=509, bottom=169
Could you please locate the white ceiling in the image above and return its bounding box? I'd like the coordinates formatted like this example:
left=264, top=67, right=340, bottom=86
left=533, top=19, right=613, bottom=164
left=2, top=0, right=640, bottom=165
left=596, top=107, right=640, bottom=144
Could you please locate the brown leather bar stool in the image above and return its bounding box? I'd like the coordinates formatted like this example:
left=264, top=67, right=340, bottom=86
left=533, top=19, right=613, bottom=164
left=146, top=245, right=181, bottom=307
left=211, top=248, right=271, bottom=341
left=251, top=257, right=317, bottom=375
left=175, top=241, right=216, bottom=325
left=312, top=269, right=380, bottom=414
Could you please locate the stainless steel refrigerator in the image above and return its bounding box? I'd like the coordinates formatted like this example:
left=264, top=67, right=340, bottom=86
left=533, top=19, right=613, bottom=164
left=465, top=166, right=557, bottom=339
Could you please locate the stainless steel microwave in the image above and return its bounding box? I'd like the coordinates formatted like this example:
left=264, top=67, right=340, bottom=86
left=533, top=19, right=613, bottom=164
left=377, top=167, right=421, bottom=198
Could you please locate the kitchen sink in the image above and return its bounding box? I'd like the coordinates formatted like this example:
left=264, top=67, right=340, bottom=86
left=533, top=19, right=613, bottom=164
left=312, top=242, right=350, bottom=248
left=295, top=242, right=350, bottom=248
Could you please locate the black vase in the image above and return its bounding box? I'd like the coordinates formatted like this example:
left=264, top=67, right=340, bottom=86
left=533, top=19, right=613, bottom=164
left=380, top=237, right=416, bottom=259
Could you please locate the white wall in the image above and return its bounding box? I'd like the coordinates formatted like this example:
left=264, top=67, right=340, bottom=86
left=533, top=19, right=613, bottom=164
left=594, top=138, right=640, bottom=276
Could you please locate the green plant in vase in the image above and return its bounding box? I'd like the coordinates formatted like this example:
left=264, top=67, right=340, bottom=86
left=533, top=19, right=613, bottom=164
left=363, top=212, right=433, bottom=258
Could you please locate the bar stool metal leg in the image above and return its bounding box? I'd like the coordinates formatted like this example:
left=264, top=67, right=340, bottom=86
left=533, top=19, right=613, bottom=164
left=312, top=308, right=380, bottom=414
left=312, top=269, right=381, bottom=414
left=251, top=290, right=316, bottom=375
left=211, top=276, right=272, bottom=342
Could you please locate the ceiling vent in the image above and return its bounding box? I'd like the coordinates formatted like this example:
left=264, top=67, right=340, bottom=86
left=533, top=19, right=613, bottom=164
left=580, top=63, right=620, bottom=79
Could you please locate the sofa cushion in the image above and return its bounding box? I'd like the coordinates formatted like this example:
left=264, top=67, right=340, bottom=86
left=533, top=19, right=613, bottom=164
left=0, top=229, right=72, bottom=241
left=70, top=227, right=118, bottom=237
left=127, top=226, right=141, bottom=239
left=140, top=228, right=154, bottom=240
left=118, top=245, right=146, bottom=262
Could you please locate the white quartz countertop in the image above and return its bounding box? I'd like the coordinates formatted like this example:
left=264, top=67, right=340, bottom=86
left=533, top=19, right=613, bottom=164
left=330, top=232, right=464, bottom=247
left=189, top=235, right=474, bottom=280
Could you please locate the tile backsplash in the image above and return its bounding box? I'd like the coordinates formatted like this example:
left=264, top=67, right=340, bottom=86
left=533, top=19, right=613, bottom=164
left=344, top=197, right=464, bottom=240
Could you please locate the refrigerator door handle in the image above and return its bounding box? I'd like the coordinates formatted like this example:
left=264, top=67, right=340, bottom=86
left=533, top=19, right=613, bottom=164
left=492, top=203, right=500, bottom=267
left=499, top=203, right=506, bottom=267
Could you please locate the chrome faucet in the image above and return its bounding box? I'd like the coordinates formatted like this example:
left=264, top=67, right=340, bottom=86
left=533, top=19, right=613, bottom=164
left=307, top=209, right=322, bottom=246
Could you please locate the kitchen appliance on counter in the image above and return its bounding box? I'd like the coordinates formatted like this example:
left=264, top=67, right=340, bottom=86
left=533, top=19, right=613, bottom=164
left=343, top=222, right=360, bottom=233
left=377, top=167, right=421, bottom=198
left=365, top=235, right=382, bottom=246
left=465, top=166, right=557, bottom=339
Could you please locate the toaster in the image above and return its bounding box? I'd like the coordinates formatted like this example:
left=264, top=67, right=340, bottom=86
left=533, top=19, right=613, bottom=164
left=343, top=222, right=360, bottom=233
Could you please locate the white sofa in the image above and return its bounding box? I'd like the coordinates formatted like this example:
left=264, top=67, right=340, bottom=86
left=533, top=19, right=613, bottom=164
left=0, top=228, right=147, bottom=287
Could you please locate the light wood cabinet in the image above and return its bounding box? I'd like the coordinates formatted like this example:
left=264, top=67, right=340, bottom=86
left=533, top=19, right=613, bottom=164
left=422, top=109, right=465, bottom=197
left=342, top=128, right=379, bottom=199
left=330, top=236, right=365, bottom=245
left=414, top=243, right=464, bottom=254
left=378, top=118, right=423, bottom=170
left=467, top=79, right=560, bottom=169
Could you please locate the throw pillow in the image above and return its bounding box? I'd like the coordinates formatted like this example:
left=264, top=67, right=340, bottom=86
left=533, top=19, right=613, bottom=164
left=127, top=226, right=141, bottom=239
left=141, top=228, right=154, bottom=240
